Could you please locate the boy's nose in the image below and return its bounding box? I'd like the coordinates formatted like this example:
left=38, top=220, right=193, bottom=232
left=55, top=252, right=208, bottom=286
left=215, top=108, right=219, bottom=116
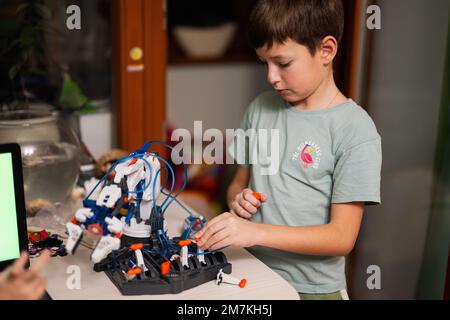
left=266, top=66, right=281, bottom=87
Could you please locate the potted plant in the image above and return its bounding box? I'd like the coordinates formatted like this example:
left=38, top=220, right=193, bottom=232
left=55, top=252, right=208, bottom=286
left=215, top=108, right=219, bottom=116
left=0, top=1, right=84, bottom=215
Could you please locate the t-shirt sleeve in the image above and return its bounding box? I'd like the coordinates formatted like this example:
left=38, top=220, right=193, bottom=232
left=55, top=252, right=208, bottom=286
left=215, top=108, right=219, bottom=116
left=331, top=137, right=382, bottom=205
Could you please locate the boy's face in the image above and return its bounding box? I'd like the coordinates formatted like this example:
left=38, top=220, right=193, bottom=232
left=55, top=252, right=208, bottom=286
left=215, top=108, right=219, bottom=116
left=256, top=38, right=328, bottom=106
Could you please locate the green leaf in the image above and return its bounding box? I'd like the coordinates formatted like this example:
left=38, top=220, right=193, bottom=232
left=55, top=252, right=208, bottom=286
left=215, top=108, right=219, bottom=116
left=9, top=62, right=23, bottom=80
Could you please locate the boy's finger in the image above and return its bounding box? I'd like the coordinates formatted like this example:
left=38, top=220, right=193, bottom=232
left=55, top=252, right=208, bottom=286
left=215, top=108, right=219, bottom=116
left=241, top=201, right=258, bottom=214
left=242, top=192, right=261, bottom=207
left=196, top=215, right=221, bottom=238
left=198, top=222, right=227, bottom=248
left=202, top=228, right=230, bottom=250
left=260, top=193, right=269, bottom=202
left=209, top=236, right=232, bottom=251
left=231, top=202, right=252, bottom=219
left=30, top=249, right=51, bottom=274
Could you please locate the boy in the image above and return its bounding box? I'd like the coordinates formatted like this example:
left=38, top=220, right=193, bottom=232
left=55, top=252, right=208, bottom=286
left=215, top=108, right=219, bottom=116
left=196, top=0, right=381, bottom=300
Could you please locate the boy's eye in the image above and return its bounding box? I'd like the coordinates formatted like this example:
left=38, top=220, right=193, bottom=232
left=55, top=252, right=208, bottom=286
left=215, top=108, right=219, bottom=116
left=278, top=61, right=292, bottom=68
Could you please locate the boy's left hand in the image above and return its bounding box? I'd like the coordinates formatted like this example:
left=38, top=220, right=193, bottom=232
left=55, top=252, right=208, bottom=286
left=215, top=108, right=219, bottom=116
left=196, top=212, right=261, bottom=251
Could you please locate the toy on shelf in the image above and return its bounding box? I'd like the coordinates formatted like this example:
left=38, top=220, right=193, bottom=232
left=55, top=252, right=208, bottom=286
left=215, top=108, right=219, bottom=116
left=65, top=141, right=231, bottom=295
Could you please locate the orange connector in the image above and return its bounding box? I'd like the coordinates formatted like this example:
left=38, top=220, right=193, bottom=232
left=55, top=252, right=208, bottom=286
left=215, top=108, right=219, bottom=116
left=239, top=279, right=247, bottom=288
left=178, top=239, right=192, bottom=247
left=252, top=192, right=262, bottom=200
left=160, top=261, right=171, bottom=275
left=128, top=158, right=138, bottom=166
left=126, top=267, right=142, bottom=275
left=130, top=243, right=144, bottom=251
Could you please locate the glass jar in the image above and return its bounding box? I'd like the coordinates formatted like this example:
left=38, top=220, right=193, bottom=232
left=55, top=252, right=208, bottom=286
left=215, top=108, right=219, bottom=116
left=0, top=109, right=81, bottom=212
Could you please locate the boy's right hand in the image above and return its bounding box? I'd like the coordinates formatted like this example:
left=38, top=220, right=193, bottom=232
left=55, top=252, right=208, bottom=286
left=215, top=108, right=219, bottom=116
left=229, top=189, right=268, bottom=219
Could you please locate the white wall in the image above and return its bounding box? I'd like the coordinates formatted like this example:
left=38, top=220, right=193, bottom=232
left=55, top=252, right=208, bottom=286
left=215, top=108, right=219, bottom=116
left=167, top=63, right=269, bottom=133
left=350, top=0, right=450, bottom=299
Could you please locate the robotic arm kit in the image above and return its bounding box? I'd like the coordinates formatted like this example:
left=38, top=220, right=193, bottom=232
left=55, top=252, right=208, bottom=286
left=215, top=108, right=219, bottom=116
left=65, top=141, right=231, bottom=295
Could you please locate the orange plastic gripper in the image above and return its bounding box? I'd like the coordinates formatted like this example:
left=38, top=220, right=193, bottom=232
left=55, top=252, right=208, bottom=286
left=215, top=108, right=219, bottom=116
left=128, top=158, right=138, bottom=166
left=178, top=239, right=192, bottom=247
left=126, top=267, right=142, bottom=275
left=130, top=243, right=144, bottom=251
left=252, top=192, right=262, bottom=200
left=160, top=261, right=171, bottom=275
left=239, top=279, right=247, bottom=288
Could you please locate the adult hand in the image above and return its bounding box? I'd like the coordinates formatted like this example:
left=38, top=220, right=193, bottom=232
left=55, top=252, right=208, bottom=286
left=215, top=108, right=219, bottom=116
left=0, top=250, right=51, bottom=300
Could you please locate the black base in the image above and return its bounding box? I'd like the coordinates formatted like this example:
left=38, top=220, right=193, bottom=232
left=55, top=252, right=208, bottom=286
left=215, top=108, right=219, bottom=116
left=93, top=237, right=232, bottom=295
left=106, top=251, right=231, bottom=295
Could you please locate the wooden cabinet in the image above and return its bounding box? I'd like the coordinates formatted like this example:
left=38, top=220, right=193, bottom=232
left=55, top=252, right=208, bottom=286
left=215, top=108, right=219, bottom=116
left=114, top=0, right=167, bottom=157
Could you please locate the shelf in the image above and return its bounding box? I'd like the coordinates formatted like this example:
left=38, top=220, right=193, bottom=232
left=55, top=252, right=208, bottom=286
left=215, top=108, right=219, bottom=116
left=167, top=0, right=259, bottom=66
left=168, top=53, right=259, bottom=66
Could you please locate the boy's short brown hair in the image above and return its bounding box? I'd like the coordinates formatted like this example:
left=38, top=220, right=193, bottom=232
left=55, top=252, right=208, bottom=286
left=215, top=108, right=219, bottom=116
left=248, top=0, right=344, bottom=55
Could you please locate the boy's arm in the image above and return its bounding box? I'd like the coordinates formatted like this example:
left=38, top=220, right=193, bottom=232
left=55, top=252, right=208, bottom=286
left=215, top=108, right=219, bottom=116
left=256, top=202, right=364, bottom=256
left=197, top=202, right=364, bottom=257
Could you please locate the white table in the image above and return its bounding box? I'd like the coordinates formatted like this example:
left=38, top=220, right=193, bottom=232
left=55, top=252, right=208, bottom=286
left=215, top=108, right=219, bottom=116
left=38, top=198, right=299, bottom=300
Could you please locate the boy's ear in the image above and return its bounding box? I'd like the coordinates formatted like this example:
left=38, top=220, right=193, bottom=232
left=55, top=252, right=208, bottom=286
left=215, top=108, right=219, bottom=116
left=319, top=36, right=338, bottom=66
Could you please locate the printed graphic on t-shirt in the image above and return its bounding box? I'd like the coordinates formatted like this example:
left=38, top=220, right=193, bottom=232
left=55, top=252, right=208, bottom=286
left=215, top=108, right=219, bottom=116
left=292, top=141, right=322, bottom=169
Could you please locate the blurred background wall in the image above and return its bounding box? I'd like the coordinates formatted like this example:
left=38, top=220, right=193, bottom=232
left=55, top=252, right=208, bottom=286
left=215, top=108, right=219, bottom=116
left=349, top=0, right=450, bottom=299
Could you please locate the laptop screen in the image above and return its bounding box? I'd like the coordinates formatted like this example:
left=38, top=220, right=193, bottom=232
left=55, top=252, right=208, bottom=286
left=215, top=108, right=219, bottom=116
left=0, top=151, right=21, bottom=263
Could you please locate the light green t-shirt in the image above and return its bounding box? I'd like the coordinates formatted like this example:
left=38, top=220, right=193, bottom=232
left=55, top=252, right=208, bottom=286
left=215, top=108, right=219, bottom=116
left=229, top=91, right=382, bottom=294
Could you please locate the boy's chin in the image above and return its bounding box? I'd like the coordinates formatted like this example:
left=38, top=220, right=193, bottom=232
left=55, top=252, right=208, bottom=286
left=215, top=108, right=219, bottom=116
left=280, top=93, right=303, bottom=104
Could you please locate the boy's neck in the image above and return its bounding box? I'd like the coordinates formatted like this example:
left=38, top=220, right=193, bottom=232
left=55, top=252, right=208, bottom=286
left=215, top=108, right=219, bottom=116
left=291, top=73, right=348, bottom=111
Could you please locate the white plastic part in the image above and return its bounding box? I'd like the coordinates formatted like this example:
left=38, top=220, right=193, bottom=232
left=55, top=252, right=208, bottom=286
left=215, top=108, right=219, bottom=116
left=74, top=208, right=94, bottom=223
left=138, top=200, right=153, bottom=221
left=134, top=249, right=148, bottom=272
left=96, top=184, right=122, bottom=208
left=126, top=169, right=145, bottom=197
left=84, top=178, right=102, bottom=201
left=105, top=216, right=123, bottom=234
left=91, top=235, right=121, bottom=263
left=121, top=217, right=151, bottom=238
left=142, top=155, right=161, bottom=201
left=113, top=158, right=144, bottom=184
left=170, top=254, right=181, bottom=261
left=197, top=246, right=205, bottom=265
left=65, top=223, right=84, bottom=255
left=216, top=269, right=246, bottom=287
left=181, top=245, right=189, bottom=268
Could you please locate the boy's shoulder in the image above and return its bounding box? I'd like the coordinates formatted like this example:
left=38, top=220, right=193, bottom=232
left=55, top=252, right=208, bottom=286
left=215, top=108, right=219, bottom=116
left=330, top=100, right=381, bottom=152
left=248, top=90, right=285, bottom=113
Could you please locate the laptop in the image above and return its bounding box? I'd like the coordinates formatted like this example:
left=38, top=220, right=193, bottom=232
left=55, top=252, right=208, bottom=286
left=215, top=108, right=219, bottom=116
left=0, top=143, right=51, bottom=299
left=0, top=143, right=28, bottom=271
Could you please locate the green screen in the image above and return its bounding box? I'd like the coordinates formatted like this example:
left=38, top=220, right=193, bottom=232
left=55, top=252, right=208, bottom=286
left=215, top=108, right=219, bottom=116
left=0, top=152, right=21, bottom=262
